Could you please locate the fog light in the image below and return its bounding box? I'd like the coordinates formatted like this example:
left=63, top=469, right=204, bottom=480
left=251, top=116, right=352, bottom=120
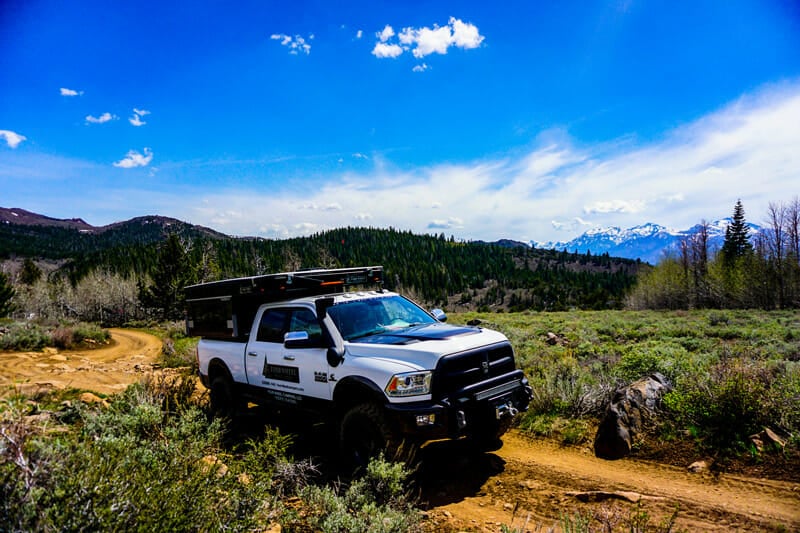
left=416, top=414, right=436, bottom=426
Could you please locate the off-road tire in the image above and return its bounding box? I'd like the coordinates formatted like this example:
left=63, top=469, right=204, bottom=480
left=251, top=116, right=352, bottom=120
left=209, top=374, right=240, bottom=419
left=339, top=403, right=398, bottom=472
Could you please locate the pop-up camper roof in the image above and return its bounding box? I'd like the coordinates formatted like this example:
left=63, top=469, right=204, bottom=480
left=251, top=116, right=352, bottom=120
left=184, top=266, right=384, bottom=340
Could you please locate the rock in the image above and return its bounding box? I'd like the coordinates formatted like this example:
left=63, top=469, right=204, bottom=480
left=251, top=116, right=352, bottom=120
left=79, top=392, right=109, bottom=408
left=594, top=373, right=672, bottom=460
left=688, top=459, right=712, bottom=473
left=749, top=427, right=789, bottom=452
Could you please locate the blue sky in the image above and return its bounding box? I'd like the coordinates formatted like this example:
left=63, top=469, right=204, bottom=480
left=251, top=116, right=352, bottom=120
left=1, top=0, right=799, bottom=243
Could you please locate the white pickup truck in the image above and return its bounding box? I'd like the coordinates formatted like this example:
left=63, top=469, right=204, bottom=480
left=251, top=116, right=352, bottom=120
left=186, top=266, right=531, bottom=465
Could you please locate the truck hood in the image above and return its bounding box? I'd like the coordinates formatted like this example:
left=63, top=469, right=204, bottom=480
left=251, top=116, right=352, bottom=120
left=343, top=324, right=509, bottom=371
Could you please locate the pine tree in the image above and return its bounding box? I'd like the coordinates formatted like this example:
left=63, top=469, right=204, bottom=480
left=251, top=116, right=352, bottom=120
left=139, top=233, right=195, bottom=320
left=19, top=258, right=42, bottom=285
left=721, top=199, right=753, bottom=266
left=0, top=271, right=15, bottom=317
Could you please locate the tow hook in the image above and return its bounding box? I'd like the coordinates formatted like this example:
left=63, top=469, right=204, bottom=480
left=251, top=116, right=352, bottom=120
left=456, top=410, right=467, bottom=429
left=495, top=402, right=518, bottom=420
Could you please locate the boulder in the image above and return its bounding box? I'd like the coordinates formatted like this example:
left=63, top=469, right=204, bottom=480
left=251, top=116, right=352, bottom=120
left=594, top=373, right=671, bottom=460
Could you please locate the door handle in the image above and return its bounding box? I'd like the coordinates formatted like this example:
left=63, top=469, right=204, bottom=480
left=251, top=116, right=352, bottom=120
left=283, top=355, right=295, bottom=361
left=247, top=351, right=258, bottom=357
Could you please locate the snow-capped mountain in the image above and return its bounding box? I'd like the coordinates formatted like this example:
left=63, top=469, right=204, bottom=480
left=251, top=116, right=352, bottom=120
left=533, top=219, right=761, bottom=264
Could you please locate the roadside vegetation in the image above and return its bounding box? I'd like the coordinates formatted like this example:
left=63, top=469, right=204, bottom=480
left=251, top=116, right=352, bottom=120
left=0, top=376, right=420, bottom=532
left=0, top=320, right=109, bottom=352
left=451, top=309, right=800, bottom=467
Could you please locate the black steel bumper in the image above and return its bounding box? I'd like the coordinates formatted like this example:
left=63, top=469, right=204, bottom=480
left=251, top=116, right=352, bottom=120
left=384, top=370, right=532, bottom=442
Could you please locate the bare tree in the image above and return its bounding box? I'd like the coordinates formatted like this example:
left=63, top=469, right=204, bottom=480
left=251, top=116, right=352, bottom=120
left=765, top=202, right=787, bottom=308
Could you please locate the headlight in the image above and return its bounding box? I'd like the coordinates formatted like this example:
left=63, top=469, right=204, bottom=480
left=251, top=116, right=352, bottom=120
left=385, top=371, right=432, bottom=397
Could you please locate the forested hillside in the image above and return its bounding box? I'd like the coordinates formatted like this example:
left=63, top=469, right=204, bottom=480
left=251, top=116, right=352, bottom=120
left=0, top=212, right=641, bottom=319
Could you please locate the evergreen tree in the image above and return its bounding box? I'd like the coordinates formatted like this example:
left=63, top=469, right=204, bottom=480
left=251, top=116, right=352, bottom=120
left=0, top=271, right=15, bottom=317
left=721, top=199, right=753, bottom=266
left=19, top=258, right=42, bottom=285
left=138, top=233, right=195, bottom=320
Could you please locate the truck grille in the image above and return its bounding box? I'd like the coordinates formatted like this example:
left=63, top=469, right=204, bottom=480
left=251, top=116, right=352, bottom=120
left=432, top=342, right=516, bottom=399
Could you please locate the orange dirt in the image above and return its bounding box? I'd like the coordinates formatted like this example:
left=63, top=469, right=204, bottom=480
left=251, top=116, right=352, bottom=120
left=419, top=432, right=800, bottom=532
left=0, top=328, right=162, bottom=397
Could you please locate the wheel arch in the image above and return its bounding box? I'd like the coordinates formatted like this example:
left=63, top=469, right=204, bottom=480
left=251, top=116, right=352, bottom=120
left=333, top=376, right=386, bottom=413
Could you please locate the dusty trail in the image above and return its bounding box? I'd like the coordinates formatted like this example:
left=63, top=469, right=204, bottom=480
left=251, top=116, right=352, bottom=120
left=420, top=432, right=800, bottom=532
left=0, top=328, right=162, bottom=396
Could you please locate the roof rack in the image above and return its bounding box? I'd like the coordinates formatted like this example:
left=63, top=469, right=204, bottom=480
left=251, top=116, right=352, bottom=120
left=184, top=266, right=383, bottom=340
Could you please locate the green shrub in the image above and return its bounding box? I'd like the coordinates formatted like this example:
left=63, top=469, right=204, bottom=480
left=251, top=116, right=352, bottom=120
left=0, top=322, right=50, bottom=351
left=663, top=356, right=797, bottom=451
left=0, top=377, right=279, bottom=532
left=297, top=455, right=420, bottom=532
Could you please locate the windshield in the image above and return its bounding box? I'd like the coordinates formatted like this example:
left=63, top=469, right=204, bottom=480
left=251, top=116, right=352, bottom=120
left=327, top=295, right=437, bottom=341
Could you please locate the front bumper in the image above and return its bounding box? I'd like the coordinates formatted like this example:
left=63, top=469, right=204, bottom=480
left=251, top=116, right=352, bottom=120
left=384, top=370, right=532, bottom=442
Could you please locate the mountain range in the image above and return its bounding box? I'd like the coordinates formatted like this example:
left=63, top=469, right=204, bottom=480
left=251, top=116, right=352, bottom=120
left=1, top=206, right=758, bottom=266
left=534, top=219, right=762, bottom=264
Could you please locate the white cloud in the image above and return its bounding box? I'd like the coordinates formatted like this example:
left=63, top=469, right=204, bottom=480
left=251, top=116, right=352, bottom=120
left=85, top=112, right=117, bottom=124
left=449, top=17, right=484, bottom=49
left=129, top=108, right=150, bottom=126
left=113, top=148, right=153, bottom=168
left=412, top=63, right=429, bottom=73
left=0, top=130, right=26, bottom=148
left=60, top=87, right=83, bottom=96
left=356, top=30, right=363, bottom=39
left=377, top=25, right=394, bottom=42
left=373, top=17, right=484, bottom=60
left=271, top=33, right=311, bottom=55
left=372, top=42, right=404, bottom=58
left=427, top=217, right=464, bottom=230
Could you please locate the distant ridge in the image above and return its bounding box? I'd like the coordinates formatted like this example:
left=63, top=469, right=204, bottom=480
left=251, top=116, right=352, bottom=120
left=0, top=207, right=227, bottom=239
left=0, top=207, right=94, bottom=232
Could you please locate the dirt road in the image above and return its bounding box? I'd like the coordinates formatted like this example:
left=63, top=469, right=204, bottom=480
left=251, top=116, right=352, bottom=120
left=0, top=328, right=162, bottom=397
left=420, top=432, right=800, bottom=532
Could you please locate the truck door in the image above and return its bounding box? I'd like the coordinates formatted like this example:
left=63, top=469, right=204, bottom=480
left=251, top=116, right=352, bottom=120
left=245, top=306, right=330, bottom=407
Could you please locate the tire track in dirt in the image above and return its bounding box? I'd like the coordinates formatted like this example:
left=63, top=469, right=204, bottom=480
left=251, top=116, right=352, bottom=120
left=0, top=329, right=162, bottom=397
left=420, top=432, right=800, bottom=532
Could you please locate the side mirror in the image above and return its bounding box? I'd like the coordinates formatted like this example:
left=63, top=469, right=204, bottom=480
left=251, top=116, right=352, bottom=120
left=284, top=331, right=310, bottom=348
left=431, top=308, right=447, bottom=322
left=327, top=348, right=344, bottom=367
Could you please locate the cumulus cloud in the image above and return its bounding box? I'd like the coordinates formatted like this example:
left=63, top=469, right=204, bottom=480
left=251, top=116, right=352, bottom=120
left=113, top=147, right=153, bottom=168
left=85, top=112, right=117, bottom=124
left=372, top=17, right=484, bottom=60
left=356, top=30, right=363, bottom=39
left=129, top=108, right=150, bottom=126
left=412, top=63, right=429, bottom=73
left=60, top=87, right=83, bottom=96
left=372, top=42, right=404, bottom=58
left=0, top=130, right=26, bottom=148
left=271, top=33, right=312, bottom=55
left=377, top=25, right=395, bottom=42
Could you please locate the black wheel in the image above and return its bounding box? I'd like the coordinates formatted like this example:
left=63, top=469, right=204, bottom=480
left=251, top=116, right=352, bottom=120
left=339, top=403, right=398, bottom=472
left=209, top=374, right=239, bottom=419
